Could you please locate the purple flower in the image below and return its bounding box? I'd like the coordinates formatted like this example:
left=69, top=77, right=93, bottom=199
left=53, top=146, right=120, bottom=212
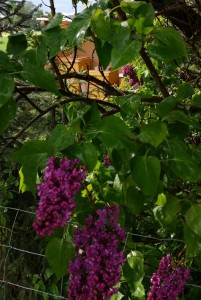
left=123, top=64, right=141, bottom=86
left=147, top=254, right=191, bottom=300
left=133, top=84, right=141, bottom=90
left=68, top=204, right=126, bottom=300
left=33, top=157, right=86, bottom=238
left=114, top=14, right=120, bottom=20
left=123, top=64, right=135, bottom=77
left=103, top=155, right=112, bottom=166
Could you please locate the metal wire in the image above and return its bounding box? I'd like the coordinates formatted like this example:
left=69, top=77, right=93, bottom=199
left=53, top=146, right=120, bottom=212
left=0, top=205, right=201, bottom=299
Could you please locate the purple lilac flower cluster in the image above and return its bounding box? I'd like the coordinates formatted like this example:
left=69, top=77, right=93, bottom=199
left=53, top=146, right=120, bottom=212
left=123, top=64, right=141, bottom=88
left=68, top=205, right=126, bottom=300
left=147, top=254, right=191, bottom=300
left=103, top=155, right=112, bottom=166
left=33, top=157, right=86, bottom=238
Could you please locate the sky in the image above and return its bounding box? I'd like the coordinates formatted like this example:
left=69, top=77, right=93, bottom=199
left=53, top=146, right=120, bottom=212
left=31, top=0, right=88, bottom=14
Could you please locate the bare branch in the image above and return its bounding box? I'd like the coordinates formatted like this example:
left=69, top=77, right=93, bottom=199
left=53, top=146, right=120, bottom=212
left=15, top=87, right=43, bottom=113
left=61, top=72, right=124, bottom=97
left=49, top=0, right=56, bottom=16
left=140, top=47, right=169, bottom=98
left=0, top=95, right=120, bottom=155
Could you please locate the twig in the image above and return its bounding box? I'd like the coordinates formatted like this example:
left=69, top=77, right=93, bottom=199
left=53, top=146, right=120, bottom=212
left=140, top=47, right=169, bottom=98
left=195, top=0, right=201, bottom=10
left=66, top=46, right=78, bottom=75
left=49, top=57, right=66, bottom=90
left=15, top=87, right=43, bottom=113
left=41, top=0, right=51, bottom=9
left=61, top=72, right=123, bottom=97
left=112, top=0, right=127, bottom=20
left=49, top=0, right=56, bottom=17
left=0, top=96, right=120, bottom=155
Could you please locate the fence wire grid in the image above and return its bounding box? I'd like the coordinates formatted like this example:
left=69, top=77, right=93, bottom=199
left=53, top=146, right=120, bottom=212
left=1, top=205, right=201, bottom=300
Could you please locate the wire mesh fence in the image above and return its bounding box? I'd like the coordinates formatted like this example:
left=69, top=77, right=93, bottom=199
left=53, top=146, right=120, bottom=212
left=1, top=205, right=201, bottom=299
left=0, top=205, right=65, bottom=299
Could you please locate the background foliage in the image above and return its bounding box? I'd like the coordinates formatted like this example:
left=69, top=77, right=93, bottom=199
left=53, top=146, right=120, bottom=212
left=0, top=0, right=201, bottom=299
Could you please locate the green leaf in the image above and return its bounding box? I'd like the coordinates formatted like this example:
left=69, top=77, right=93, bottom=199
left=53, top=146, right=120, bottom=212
left=91, top=8, right=111, bottom=41
left=127, top=251, right=144, bottom=279
left=111, top=39, right=142, bottom=70
left=131, top=155, right=161, bottom=198
left=134, top=3, right=155, bottom=34
left=0, top=51, right=14, bottom=72
left=112, top=149, right=131, bottom=176
left=19, top=166, right=37, bottom=194
left=0, top=75, right=15, bottom=108
left=75, top=194, right=93, bottom=225
left=166, top=110, right=193, bottom=126
left=168, top=122, right=189, bottom=139
left=155, top=193, right=166, bottom=206
left=99, top=115, right=133, bottom=148
left=123, top=251, right=145, bottom=298
left=113, top=174, right=122, bottom=193
left=94, top=38, right=112, bottom=70
left=186, top=205, right=201, bottom=237
left=44, top=268, right=54, bottom=280
left=66, top=7, right=95, bottom=47
left=156, top=96, right=177, bottom=118
left=19, top=167, right=28, bottom=193
left=7, top=33, right=28, bottom=56
left=184, top=224, right=201, bottom=258
left=14, top=140, right=52, bottom=168
left=133, top=282, right=145, bottom=298
left=115, top=94, right=141, bottom=115
left=21, top=64, right=60, bottom=95
left=81, top=143, right=98, bottom=172
left=121, top=1, right=155, bottom=34
left=154, top=195, right=181, bottom=228
left=147, top=27, right=188, bottom=61
left=83, top=102, right=101, bottom=138
left=192, top=94, right=201, bottom=108
left=44, top=13, right=63, bottom=30
left=168, top=138, right=201, bottom=181
left=63, top=142, right=98, bottom=172
left=45, top=238, right=74, bottom=279
left=110, top=291, right=124, bottom=300
left=43, top=26, right=66, bottom=58
left=177, top=82, right=194, bottom=100
left=0, top=98, right=16, bottom=133
left=98, top=0, right=110, bottom=9
left=22, top=44, right=47, bottom=67
left=49, top=283, right=59, bottom=296
left=139, top=120, right=167, bottom=148
left=121, top=0, right=145, bottom=15
left=110, top=21, right=131, bottom=50
left=47, top=124, right=74, bottom=153
left=126, top=186, right=145, bottom=215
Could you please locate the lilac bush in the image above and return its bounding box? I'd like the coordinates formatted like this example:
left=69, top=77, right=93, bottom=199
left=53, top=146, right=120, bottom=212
left=147, top=254, right=191, bottom=300
left=123, top=64, right=140, bottom=87
left=103, top=155, right=112, bottom=166
left=68, top=204, right=126, bottom=300
left=33, top=157, right=86, bottom=237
